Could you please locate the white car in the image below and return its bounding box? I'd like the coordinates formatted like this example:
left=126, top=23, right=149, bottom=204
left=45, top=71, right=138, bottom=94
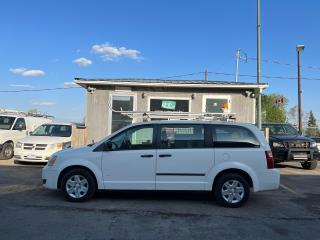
left=42, top=121, right=280, bottom=208
left=0, top=114, right=52, bottom=159
left=15, top=123, right=72, bottom=163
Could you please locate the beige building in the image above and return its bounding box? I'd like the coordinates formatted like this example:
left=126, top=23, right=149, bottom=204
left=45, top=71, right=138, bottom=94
left=75, top=78, right=268, bottom=143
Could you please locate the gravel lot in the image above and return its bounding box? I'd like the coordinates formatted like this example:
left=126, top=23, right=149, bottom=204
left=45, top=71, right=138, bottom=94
left=0, top=160, right=319, bottom=240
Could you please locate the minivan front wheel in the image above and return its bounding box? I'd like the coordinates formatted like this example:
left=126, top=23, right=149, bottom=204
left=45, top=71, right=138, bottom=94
left=214, top=173, right=250, bottom=208
left=61, top=169, right=96, bottom=202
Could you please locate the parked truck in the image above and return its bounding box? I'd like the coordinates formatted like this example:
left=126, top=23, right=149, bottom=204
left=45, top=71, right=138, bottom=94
left=0, top=110, right=52, bottom=159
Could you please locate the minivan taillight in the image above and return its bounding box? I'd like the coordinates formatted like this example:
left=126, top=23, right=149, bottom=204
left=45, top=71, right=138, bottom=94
left=265, top=150, right=274, bottom=169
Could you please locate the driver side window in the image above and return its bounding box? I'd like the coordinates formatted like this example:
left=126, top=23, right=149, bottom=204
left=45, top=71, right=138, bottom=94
left=13, top=118, right=26, bottom=130
left=109, top=126, right=154, bottom=151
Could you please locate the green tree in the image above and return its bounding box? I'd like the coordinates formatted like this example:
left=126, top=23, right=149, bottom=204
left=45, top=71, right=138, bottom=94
left=261, top=93, right=287, bottom=123
left=305, top=111, right=320, bottom=136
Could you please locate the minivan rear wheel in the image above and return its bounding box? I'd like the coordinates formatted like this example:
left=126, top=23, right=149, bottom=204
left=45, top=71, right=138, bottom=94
left=61, top=169, right=96, bottom=202
left=214, top=173, right=250, bottom=208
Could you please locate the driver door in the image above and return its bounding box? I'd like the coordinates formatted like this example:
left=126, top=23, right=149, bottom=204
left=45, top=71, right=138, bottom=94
left=101, top=125, right=157, bottom=190
left=11, top=118, right=27, bottom=143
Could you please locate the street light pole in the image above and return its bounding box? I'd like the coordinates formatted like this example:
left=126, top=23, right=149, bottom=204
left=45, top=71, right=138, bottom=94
left=296, top=45, right=305, bottom=134
left=257, top=0, right=262, bottom=129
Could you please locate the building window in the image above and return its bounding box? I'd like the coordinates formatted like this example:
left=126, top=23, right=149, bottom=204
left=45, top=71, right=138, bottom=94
left=111, top=95, right=134, bottom=133
left=204, top=97, right=231, bottom=113
left=150, top=99, right=189, bottom=112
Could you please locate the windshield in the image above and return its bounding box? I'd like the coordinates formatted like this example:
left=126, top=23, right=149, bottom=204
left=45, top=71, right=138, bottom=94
left=0, top=116, right=16, bottom=130
left=263, top=124, right=299, bottom=135
left=32, top=124, right=72, bottom=137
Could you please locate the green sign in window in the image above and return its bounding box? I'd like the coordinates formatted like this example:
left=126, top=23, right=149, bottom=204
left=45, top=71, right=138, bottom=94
left=161, top=100, right=176, bottom=110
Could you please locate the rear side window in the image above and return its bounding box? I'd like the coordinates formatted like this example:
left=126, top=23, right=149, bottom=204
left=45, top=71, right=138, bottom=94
left=160, top=125, right=205, bottom=149
left=213, top=125, right=260, bottom=148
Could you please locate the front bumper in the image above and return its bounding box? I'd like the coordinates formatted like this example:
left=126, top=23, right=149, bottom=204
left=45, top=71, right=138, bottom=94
left=272, top=148, right=318, bottom=163
left=42, top=166, right=59, bottom=190
left=14, top=148, right=56, bottom=163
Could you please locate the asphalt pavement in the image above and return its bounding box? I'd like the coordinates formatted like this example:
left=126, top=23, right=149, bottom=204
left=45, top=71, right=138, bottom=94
left=0, top=160, right=319, bottom=240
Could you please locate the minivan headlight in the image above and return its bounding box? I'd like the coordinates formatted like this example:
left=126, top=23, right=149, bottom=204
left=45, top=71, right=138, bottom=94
left=16, top=142, right=22, bottom=148
left=311, top=141, right=317, bottom=148
left=47, top=155, right=57, bottom=166
left=49, top=143, right=63, bottom=150
left=273, top=141, right=284, bottom=148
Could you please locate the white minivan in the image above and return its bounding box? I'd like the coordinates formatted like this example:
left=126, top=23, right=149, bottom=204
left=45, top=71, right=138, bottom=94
left=42, top=121, right=280, bottom=207
left=15, top=123, right=72, bottom=163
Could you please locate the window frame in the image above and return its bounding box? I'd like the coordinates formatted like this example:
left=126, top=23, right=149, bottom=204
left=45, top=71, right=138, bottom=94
left=108, top=92, right=137, bottom=135
left=12, top=118, right=26, bottom=130
left=96, top=124, right=157, bottom=152
left=212, top=124, right=260, bottom=148
left=202, top=95, right=231, bottom=114
left=156, top=124, right=211, bottom=149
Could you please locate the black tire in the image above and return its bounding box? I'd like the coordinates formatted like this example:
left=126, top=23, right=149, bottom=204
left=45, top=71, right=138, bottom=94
left=213, top=173, right=250, bottom=208
left=61, top=168, right=96, bottom=202
left=0, top=143, right=14, bottom=160
left=301, top=160, right=318, bottom=170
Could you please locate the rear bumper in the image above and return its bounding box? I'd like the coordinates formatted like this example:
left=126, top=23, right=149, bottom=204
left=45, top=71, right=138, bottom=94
left=255, top=169, right=280, bottom=192
left=42, top=166, right=59, bottom=190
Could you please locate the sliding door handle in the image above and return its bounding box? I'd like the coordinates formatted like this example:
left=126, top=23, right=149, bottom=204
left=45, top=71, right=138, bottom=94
left=140, top=154, right=154, bottom=158
left=159, top=154, right=172, bottom=158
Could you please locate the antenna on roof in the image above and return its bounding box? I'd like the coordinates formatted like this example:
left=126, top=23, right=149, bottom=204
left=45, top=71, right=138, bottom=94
left=205, top=69, right=208, bottom=82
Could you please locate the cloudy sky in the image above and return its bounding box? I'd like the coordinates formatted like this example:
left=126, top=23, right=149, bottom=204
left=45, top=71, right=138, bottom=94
left=0, top=0, right=320, bottom=122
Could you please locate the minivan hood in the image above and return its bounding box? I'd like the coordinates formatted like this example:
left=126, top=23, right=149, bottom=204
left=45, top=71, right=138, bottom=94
left=19, top=136, right=71, bottom=144
left=270, top=135, right=313, bottom=142
left=55, top=145, right=91, bottom=157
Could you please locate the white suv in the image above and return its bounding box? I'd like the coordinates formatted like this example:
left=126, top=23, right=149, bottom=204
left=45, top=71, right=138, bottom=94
left=42, top=121, right=280, bottom=208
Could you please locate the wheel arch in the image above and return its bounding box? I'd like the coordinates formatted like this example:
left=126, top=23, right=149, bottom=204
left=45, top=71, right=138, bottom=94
left=57, top=165, right=99, bottom=190
left=212, top=168, right=253, bottom=190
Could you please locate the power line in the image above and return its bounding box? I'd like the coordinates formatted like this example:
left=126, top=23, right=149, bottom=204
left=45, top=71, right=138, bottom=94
left=208, top=71, right=320, bottom=81
left=245, top=56, right=320, bottom=70
left=158, top=71, right=204, bottom=79
left=0, top=86, right=81, bottom=93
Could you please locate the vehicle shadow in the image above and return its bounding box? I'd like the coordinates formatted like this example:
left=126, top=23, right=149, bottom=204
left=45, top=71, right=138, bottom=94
left=13, top=160, right=46, bottom=167
left=95, top=190, right=214, bottom=202
left=275, top=163, right=302, bottom=169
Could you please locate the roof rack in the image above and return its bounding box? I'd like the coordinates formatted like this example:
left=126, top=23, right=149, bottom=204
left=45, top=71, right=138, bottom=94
left=0, top=109, right=54, bottom=118
left=107, top=102, right=236, bottom=122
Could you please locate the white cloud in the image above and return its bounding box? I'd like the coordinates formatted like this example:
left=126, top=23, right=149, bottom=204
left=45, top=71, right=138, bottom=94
left=9, top=84, right=34, bottom=88
left=72, top=57, right=92, bottom=67
left=63, top=81, right=77, bottom=87
left=9, top=67, right=45, bottom=77
left=9, top=68, right=27, bottom=74
left=32, top=101, right=56, bottom=106
left=91, top=43, right=142, bottom=61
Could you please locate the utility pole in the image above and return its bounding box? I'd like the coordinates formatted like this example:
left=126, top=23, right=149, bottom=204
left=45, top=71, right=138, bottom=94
left=256, top=0, right=262, bottom=129
left=296, top=45, right=305, bottom=134
left=235, top=49, right=240, bottom=82
left=205, top=69, right=208, bottom=82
